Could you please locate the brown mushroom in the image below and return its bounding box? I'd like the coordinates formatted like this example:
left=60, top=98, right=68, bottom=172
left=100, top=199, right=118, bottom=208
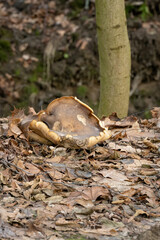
left=28, top=96, right=111, bottom=148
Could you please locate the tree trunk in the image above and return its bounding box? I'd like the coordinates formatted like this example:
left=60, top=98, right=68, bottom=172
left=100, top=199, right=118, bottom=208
left=96, top=0, right=131, bottom=118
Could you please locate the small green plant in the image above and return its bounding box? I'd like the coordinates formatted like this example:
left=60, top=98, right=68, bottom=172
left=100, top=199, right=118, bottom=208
left=63, top=53, right=69, bottom=59
left=28, top=73, right=37, bottom=83
left=69, top=0, right=84, bottom=10
left=25, top=83, right=38, bottom=95
left=16, top=100, right=28, bottom=109
left=139, top=1, right=152, bottom=21
left=28, top=62, right=43, bottom=82
left=0, top=27, right=13, bottom=38
left=18, top=62, right=42, bottom=107
left=68, top=0, right=84, bottom=19
left=125, top=1, right=152, bottom=21
left=144, top=110, right=152, bottom=119
left=125, top=4, right=135, bottom=17
left=14, top=68, right=21, bottom=77
left=68, top=10, right=80, bottom=19
left=72, top=33, right=79, bottom=42
left=59, top=0, right=66, bottom=3
left=34, top=29, right=41, bottom=36
left=16, top=82, right=38, bottom=109
left=0, top=39, right=12, bottom=62
left=76, top=85, right=88, bottom=99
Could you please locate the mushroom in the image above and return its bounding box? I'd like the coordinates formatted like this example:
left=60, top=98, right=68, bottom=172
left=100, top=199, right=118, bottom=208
left=28, top=96, right=111, bottom=148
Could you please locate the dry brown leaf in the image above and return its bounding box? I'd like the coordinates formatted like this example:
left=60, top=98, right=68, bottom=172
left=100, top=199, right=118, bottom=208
left=83, top=186, right=109, bottom=201
left=128, top=209, right=148, bottom=223
left=33, top=193, right=46, bottom=201
left=143, top=139, right=158, bottom=150
left=44, top=195, right=63, bottom=204
left=74, top=199, right=94, bottom=208
left=23, top=189, right=32, bottom=200
left=17, top=160, right=26, bottom=170
left=71, top=186, right=110, bottom=202
left=97, top=177, right=132, bottom=192
left=112, top=199, right=124, bottom=204
left=47, top=169, right=64, bottom=180
left=46, top=156, right=63, bottom=163
left=109, top=141, right=142, bottom=154
left=55, top=218, right=80, bottom=228
left=25, top=162, right=40, bottom=175
left=19, top=43, right=28, bottom=52
left=139, top=168, right=158, bottom=176
left=80, top=227, right=118, bottom=236
left=48, top=1, right=56, bottom=9
left=100, top=169, right=129, bottom=181
left=8, top=121, right=22, bottom=137
left=26, top=221, right=45, bottom=238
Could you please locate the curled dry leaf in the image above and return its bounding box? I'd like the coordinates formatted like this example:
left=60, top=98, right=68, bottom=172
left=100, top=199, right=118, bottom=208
left=69, top=186, right=110, bottom=202
left=8, top=108, right=36, bottom=139
left=128, top=209, right=148, bottom=223
left=80, top=227, right=118, bottom=237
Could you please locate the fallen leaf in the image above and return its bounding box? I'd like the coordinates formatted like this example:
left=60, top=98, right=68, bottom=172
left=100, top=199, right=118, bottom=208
left=55, top=218, right=80, bottom=228
left=80, top=227, right=118, bottom=236
left=25, top=162, right=40, bottom=175
left=44, top=195, right=63, bottom=204
left=100, top=169, right=129, bottom=181
left=69, top=186, right=110, bottom=202
left=128, top=209, right=148, bottom=222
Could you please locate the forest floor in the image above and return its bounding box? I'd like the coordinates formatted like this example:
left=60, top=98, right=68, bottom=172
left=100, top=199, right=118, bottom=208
left=0, top=1, right=160, bottom=240
left=0, top=0, right=160, bottom=117
left=0, top=107, right=160, bottom=240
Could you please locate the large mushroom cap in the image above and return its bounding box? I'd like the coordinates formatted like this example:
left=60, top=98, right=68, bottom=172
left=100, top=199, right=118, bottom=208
left=29, top=96, right=111, bottom=148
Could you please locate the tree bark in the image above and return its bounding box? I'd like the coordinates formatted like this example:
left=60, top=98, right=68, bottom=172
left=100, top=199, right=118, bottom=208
left=96, top=0, right=131, bottom=118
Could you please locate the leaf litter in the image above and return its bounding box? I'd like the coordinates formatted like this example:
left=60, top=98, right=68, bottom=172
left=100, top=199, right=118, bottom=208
left=0, top=107, right=160, bottom=239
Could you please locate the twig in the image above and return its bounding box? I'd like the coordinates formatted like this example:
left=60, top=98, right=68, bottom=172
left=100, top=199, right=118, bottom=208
left=0, top=158, right=32, bottom=181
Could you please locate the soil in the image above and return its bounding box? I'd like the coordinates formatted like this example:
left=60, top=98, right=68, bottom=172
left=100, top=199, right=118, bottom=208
left=0, top=0, right=160, bottom=117
left=0, top=2, right=160, bottom=239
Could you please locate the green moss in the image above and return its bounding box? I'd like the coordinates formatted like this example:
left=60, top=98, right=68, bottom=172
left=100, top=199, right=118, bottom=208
left=68, top=0, right=84, bottom=19
left=16, top=83, right=38, bottom=109
left=144, top=110, right=152, bottom=119
left=16, top=62, right=42, bottom=109
left=14, top=68, right=21, bottom=77
left=36, top=62, right=43, bottom=73
left=68, top=10, right=80, bottom=19
left=76, top=85, right=88, bottom=99
left=139, top=89, right=147, bottom=97
left=34, top=29, right=41, bottom=36
left=19, top=61, right=42, bottom=105
left=25, top=83, right=38, bottom=95
left=0, top=39, right=12, bottom=62
left=81, top=15, right=88, bottom=22
left=125, top=4, right=135, bottom=17
left=28, top=73, right=37, bottom=83
left=59, top=0, right=66, bottom=3
left=54, top=51, right=64, bottom=61
left=28, top=62, right=43, bottom=82
left=71, top=32, right=79, bottom=42
left=0, top=28, right=13, bottom=39
left=69, top=0, right=84, bottom=10
left=88, top=65, right=98, bottom=80
left=88, top=101, right=98, bottom=115
left=16, top=100, right=28, bottom=109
